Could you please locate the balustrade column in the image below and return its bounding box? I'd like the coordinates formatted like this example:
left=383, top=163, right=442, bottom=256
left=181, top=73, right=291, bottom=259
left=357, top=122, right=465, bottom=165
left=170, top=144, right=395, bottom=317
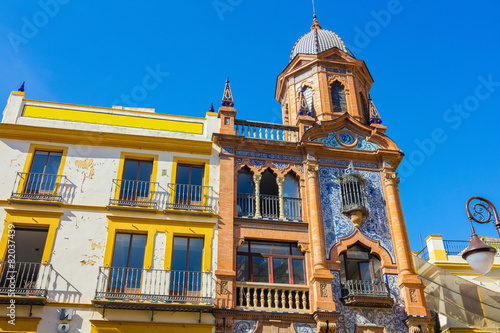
left=276, top=176, right=285, bottom=220
left=253, top=174, right=262, bottom=218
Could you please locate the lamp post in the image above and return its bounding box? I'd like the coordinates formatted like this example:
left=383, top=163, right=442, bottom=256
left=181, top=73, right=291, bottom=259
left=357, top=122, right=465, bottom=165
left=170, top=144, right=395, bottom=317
left=462, top=196, right=499, bottom=274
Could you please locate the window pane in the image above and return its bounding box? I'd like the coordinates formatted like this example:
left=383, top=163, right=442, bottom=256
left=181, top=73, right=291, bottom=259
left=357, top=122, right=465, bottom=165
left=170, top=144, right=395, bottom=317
left=45, top=152, right=62, bottom=174
left=237, top=255, right=249, bottom=281
left=372, top=256, right=381, bottom=280
left=111, top=234, right=131, bottom=268
left=273, top=258, right=289, bottom=284
left=237, top=173, right=254, bottom=194
left=346, top=244, right=370, bottom=259
left=187, top=238, right=204, bottom=272
left=123, top=160, right=139, bottom=180
left=238, top=241, right=249, bottom=253
left=137, top=161, right=153, bottom=182
left=292, top=259, right=305, bottom=285
left=359, top=262, right=371, bottom=281
left=346, top=260, right=360, bottom=281
left=283, top=175, right=299, bottom=198
left=251, top=241, right=289, bottom=255
left=128, top=234, right=147, bottom=269
left=190, top=166, right=204, bottom=186
left=176, top=165, right=190, bottom=185
left=171, top=237, right=188, bottom=271
left=30, top=151, right=49, bottom=174
left=252, top=257, right=269, bottom=283
left=339, top=254, right=347, bottom=283
left=291, top=245, right=303, bottom=256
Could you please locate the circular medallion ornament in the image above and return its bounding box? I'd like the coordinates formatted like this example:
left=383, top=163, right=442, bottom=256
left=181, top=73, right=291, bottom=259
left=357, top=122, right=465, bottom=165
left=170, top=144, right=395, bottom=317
left=336, top=130, right=358, bottom=148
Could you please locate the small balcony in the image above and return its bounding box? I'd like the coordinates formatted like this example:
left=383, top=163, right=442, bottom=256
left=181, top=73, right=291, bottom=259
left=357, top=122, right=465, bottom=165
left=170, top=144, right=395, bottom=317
left=0, top=262, right=52, bottom=305
left=94, top=267, right=216, bottom=311
left=340, top=280, right=393, bottom=308
left=234, top=119, right=300, bottom=142
left=237, top=193, right=302, bottom=221
left=11, top=172, right=67, bottom=202
left=109, top=179, right=159, bottom=209
left=236, top=282, right=310, bottom=313
left=166, top=184, right=216, bottom=213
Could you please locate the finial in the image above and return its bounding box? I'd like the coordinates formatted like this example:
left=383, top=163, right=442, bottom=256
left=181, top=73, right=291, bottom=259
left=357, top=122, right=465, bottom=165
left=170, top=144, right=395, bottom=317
left=209, top=102, right=215, bottom=113
left=221, top=77, right=234, bottom=107
left=311, top=0, right=321, bottom=30
left=297, top=87, right=310, bottom=116
left=18, top=82, right=25, bottom=92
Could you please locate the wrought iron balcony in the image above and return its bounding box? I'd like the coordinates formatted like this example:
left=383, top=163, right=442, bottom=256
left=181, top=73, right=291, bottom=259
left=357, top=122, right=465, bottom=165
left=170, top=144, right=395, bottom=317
left=234, top=119, right=300, bottom=142
left=94, top=267, right=216, bottom=310
left=11, top=172, right=67, bottom=202
left=166, top=183, right=216, bottom=213
left=340, top=279, right=393, bottom=308
left=237, top=193, right=302, bottom=221
left=109, top=179, right=159, bottom=209
left=0, top=262, right=52, bottom=305
left=236, top=282, right=310, bottom=313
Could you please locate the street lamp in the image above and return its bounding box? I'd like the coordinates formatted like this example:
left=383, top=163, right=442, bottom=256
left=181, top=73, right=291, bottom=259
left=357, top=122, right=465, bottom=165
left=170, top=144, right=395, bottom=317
left=462, top=196, right=499, bottom=274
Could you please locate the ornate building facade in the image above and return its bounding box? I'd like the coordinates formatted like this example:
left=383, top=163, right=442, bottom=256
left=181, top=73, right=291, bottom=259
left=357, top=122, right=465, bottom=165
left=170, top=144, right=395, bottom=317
left=213, top=17, right=432, bottom=333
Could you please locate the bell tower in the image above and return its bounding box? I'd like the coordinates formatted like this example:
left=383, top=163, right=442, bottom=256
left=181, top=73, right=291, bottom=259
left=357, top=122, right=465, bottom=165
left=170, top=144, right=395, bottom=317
left=275, top=16, right=383, bottom=131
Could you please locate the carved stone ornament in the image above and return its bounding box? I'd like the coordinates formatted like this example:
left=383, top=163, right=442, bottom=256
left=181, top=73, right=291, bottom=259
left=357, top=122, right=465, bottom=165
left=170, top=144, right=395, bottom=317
left=307, top=164, right=319, bottom=177
left=253, top=174, right=262, bottom=184
left=297, top=242, right=310, bottom=253
left=320, top=283, right=328, bottom=297
left=383, top=172, right=400, bottom=187
left=216, top=318, right=233, bottom=333
left=409, top=289, right=418, bottom=303
left=234, top=238, right=245, bottom=249
left=220, top=280, right=229, bottom=295
left=276, top=176, right=285, bottom=186
left=317, top=321, right=336, bottom=333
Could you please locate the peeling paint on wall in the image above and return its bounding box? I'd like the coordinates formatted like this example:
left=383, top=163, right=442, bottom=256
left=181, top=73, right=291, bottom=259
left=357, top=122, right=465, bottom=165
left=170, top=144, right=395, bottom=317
left=75, top=158, right=93, bottom=169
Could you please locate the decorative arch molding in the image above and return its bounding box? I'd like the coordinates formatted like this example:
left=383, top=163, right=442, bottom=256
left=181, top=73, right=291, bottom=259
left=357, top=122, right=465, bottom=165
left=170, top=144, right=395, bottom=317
left=234, top=159, right=304, bottom=178
left=301, top=113, right=399, bottom=150
left=331, top=229, right=397, bottom=273
left=327, top=75, right=349, bottom=92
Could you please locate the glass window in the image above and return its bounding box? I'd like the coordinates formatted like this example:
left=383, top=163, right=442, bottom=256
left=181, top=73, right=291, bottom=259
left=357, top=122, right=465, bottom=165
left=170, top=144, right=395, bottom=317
left=120, top=159, right=153, bottom=200
left=109, top=233, right=147, bottom=293
left=339, top=243, right=382, bottom=283
left=237, top=172, right=254, bottom=194
left=176, top=164, right=203, bottom=186
left=283, top=174, right=299, bottom=198
left=175, top=164, right=204, bottom=205
left=26, top=151, right=63, bottom=194
left=331, top=81, right=347, bottom=113
left=237, top=241, right=305, bottom=284
left=171, top=237, right=204, bottom=272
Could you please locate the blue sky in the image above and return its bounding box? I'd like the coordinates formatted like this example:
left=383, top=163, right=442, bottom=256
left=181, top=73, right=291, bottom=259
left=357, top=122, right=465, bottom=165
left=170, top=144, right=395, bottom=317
left=1, top=1, right=499, bottom=251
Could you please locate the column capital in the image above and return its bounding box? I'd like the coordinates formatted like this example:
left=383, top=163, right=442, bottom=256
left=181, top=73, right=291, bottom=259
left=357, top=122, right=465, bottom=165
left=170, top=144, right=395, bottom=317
left=383, top=171, right=400, bottom=187
left=307, top=164, right=319, bottom=178
left=276, top=176, right=285, bottom=186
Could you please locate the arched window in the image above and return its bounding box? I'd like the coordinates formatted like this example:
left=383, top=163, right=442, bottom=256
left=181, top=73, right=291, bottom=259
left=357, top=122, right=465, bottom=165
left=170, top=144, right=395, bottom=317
left=359, top=93, right=369, bottom=123
left=283, top=173, right=301, bottom=221
left=339, top=243, right=381, bottom=283
left=331, top=81, right=347, bottom=113
left=237, top=168, right=254, bottom=217
left=303, top=86, right=315, bottom=115
left=260, top=169, right=279, bottom=219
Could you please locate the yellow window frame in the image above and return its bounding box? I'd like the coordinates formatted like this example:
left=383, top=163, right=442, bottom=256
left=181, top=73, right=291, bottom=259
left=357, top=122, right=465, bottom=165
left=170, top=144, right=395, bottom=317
left=170, top=156, right=210, bottom=208
left=17, top=144, right=68, bottom=195
left=0, top=209, right=63, bottom=264
left=113, top=152, right=159, bottom=203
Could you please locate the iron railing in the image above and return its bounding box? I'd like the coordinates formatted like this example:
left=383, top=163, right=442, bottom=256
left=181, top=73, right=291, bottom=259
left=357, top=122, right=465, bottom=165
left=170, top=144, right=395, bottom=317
left=0, top=262, right=52, bottom=297
left=443, top=240, right=470, bottom=256
left=417, top=246, right=429, bottom=261
left=237, top=193, right=255, bottom=217
left=95, top=267, right=216, bottom=304
left=11, top=172, right=67, bottom=202
left=166, top=184, right=215, bottom=212
left=234, top=120, right=300, bottom=142
left=109, top=179, right=159, bottom=209
left=236, top=282, right=310, bottom=312
left=341, top=279, right=391, bottom=298
left=236, top=193, right=302, bottom=221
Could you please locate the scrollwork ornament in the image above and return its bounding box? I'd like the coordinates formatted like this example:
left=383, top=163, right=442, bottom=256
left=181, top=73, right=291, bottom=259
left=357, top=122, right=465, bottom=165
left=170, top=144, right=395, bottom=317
left=409, top=289, right=418, bottom=302
left=468, top=198, right=495, bottom=224
left=297, top=242, right=310, bottom=253
left=320, top=283, right=328, bottom=297
left=383, top=172, right=400, bottom=187
left=307, top=164, right=319, bottom=177
left=316, top=321, right=328, bottom=333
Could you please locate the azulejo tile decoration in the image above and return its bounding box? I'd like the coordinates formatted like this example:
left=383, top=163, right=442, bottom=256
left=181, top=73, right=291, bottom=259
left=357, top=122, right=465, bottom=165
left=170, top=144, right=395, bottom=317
left=273, top=162, right=289, bottom=171
left=221, top=147, right=234, bottom=154
left=236, top=150, right=302, bottom=162
left=331, top=271, right=407, bottom=333
left=293, top=323, right=317, bottom=333
left=318, top=166, right=395, bottom=262
left=317, top=158, right=378, bottom=170
left=313, top=128, right=381, bottom=151
left=233, top=320, right=257, bottom=333
left=250, top=159, right=266, bottom=169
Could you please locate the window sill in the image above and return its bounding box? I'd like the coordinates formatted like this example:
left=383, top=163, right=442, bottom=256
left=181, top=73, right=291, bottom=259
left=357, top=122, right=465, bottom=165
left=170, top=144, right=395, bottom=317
left=106, top=205, right=158, bottom=214
left=0, top=294, right=48, bottom=306
left=8, top=198, right=62, bottom=207
left=341, top=295, right=394, bottom=308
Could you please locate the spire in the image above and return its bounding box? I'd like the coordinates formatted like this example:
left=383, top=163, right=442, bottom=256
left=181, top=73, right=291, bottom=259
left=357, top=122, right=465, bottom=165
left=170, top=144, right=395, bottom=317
left=297, top=87, right=310, bottom=116
left=221, top=77, right=234, bottom=107
left=369, top=97, right=382, bottom=124
left=311, top=15, right=322, bottom=30
left=18, top=82, right=25, bottom=92
left=209, top=102, right=215, bottom=113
